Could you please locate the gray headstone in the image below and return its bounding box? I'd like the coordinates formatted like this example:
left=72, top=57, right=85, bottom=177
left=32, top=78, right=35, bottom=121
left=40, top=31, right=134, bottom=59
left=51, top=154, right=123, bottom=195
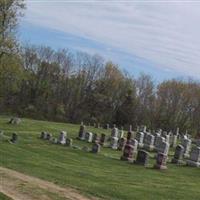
left=10, top=133, right=18, bottom=143
left=100, top=134, right=106, bottom=146
left=40, top=132, right=47, bottom=140
left=143, top=133, right=155, bottom=151
left=119, top=129, right=124, bottom=138
left=186, top=146, right=200, bottom=167
left=118, top=137, right=127, bottom=151
left=110, top=136, right=118, bottom=149
left=92, top=133, right=99, bottom=143
left=85, top=132, right=93, bottom=143
left=9, top=117, right=21, bottom=125
left=58, top=131, right=67, bottom=144
left=91, top=143, right=101, bottom=153
left=66, top=138, right=73, bottom=147
left=46, top=133, right=52, bottom=140
left=181, top=138, right=191, bottom=157
left=111, top=127, right=118, bottom=138
left=154, top=136, right=165, bottom=151
left=171, top=144, right=184, bottom=164
left=78, top=125, right=86, bottom=140
left=157, top=141, right=169, bottom=155
left=135, top=132, right=144, bottom=148
left=134, top=150, right=149, bottom=167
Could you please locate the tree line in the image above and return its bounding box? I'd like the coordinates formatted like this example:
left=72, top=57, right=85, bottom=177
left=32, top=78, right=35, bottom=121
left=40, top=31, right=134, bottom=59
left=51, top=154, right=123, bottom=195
left=0, top=0, right=200, bottom=136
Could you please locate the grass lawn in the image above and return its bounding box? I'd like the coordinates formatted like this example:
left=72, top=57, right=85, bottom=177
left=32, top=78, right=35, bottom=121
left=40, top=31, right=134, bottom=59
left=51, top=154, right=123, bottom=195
left=0, top=115, right=200, bottom=200
left=0, top=192, right=13, bottom=200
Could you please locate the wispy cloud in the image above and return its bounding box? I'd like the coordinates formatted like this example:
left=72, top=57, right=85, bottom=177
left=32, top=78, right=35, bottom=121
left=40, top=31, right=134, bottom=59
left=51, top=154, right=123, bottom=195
left=22, top=0, right=200, bottom=79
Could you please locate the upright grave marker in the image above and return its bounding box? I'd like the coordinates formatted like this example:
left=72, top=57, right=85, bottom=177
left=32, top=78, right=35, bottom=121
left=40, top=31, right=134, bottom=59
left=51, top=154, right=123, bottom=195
left=171, top=144, right=184, bottom=164
left=186, top=146, right=200, bottom=167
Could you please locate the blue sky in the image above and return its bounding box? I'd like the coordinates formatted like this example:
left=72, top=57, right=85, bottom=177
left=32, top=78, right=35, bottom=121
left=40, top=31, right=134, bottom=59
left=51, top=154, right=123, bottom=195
left=19, top=0, right=200, bottom=81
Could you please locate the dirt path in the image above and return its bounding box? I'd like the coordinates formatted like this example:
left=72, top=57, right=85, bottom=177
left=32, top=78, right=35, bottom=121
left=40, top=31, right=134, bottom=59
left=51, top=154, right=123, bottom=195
left=0, top=167, right=98, bottom=200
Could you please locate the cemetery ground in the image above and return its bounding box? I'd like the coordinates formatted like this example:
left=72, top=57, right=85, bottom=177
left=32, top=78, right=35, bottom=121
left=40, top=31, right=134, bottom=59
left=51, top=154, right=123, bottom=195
left=0, top=116, right=200, bottom=200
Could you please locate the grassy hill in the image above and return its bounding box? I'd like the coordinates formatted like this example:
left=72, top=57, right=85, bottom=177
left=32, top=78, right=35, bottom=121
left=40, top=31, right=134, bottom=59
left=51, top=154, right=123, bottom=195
left=0, top=115, right=200, bottom=200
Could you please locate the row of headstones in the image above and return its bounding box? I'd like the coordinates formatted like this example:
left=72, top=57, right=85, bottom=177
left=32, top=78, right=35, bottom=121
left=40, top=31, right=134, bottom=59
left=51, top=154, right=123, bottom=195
left=77, top=124, right=125, bottom=149
left=0, top=131, right=18, bottom=143
left=8, top=117, right=21, bottom=125
left=78, top=124, right=200, bottom=168
left=120, top=132, right=200, bottom=168
left=120, top=127, right=200, bottom=168
left=40, top=131, right=73, bottom=146
left=80, top=122, right=192, bottom=152
left=77, top=124, right=176, bottom=152
left=40, top=131, right=101, bottom=153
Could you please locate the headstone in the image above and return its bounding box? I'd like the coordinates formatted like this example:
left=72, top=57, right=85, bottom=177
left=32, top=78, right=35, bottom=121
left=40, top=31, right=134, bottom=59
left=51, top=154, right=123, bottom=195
left=100, top=134, right=106, bottom=146
left=118, top=137, right=127, bottom=151
left=77, top=125, right=86, bottom=140
left=181, top=138, right=191, bottom=157
left=85, top=132, right=93, bottom=143
left=9, top=117, right=21, bottom=125
left=140, top=125, right=147, bottom=133
left=111, top=126, right=118, bottom=138
left=154, top=135, right=165, bottom=151
left=66, top=138, right=73, bottom=147
left=121, top=139, right=138, bottom=162
left=110, top=136, right=118, bottom=149
left=161, top=131, right=168, bottom=138
left=134, top=150, right=149, bottom=167
left=154, top=153, right=168, bottom=170
left=127, top=130, right=133, bottom=141
left=154, top=136, right=165, bottom=151
left=52, top=138, right=58, bottom=144
left=40, top=132, right=47, bottom=140
left=143, top=133, right=155, bottom=151
left=154, top=132, right=161, bottom=145
left=135, top=132, right=144, bottom=148
left=164, top=134, right=170, bottom=144
left=46, top=132, right=52, bottom=140
left=95, top=123, right=100, bottom=128
left=10, top=133, right=18, bottom=143
left=58, top=131, right=67, bottom=144
left=91, top=143, right=101, bottom=153
left=119, top=128, right=124, bottom=138
left=92, top=133, right=98, bottom=143
left=169, top=134, right=177, bottom=148
left=157, top=141, right=169, bottom=155
left=171, top=144, right=184, bottom=164
left=186, top=146, right=200, bottom=167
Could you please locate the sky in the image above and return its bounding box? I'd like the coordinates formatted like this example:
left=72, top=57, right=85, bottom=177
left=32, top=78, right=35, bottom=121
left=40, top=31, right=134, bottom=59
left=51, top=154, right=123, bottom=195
left=19, top=0, right=200, bottom=81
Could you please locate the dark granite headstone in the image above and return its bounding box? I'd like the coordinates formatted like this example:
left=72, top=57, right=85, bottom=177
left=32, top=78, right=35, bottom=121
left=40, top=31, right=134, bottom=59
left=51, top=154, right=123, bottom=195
left=10, top=133, right=18, bottom=143
left=91, top=143, right=101, bottom=153
left=134, top=150, right=149, bottom=167
left=100, top=134, right=106, bottom=146
left=171, top=144, right=184, bottom=164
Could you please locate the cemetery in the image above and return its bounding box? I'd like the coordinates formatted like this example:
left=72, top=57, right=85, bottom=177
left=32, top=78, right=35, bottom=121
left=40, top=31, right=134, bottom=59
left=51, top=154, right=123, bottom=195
left=1, top=115, right=200, bottom=200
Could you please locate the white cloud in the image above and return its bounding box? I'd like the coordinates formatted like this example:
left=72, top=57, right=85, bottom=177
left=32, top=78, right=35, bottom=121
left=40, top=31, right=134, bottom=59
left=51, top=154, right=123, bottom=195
left=23, top=0, right=200, bottom=78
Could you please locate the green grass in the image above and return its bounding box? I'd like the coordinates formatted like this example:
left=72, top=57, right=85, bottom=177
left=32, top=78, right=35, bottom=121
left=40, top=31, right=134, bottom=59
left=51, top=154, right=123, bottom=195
left=0, top=115, right=200, bottom=200
left=0, top=193, right=13, bottom=200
